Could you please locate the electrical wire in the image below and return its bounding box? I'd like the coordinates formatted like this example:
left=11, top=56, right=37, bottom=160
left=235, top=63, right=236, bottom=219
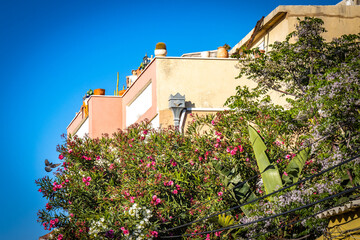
left=159, top=185, right=360, bottom=238
left=251, top=195, right=360, bottom=239
left=160, top=154, right=360, bottom=234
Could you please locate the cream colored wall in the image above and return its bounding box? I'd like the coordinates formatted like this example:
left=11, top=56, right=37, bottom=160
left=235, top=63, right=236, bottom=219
left=156, top=58, right=242, bottom=111
left=260, top=5, right=360, bottom=50
left=285, top=5, right=360, bottom=41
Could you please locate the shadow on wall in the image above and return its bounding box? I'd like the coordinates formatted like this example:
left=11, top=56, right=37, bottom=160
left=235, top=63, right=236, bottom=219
left=185, top=101, right=195, bottom=108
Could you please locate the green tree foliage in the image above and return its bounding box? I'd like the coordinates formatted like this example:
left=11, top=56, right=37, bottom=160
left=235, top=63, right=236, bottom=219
left=230, top=17, right=360, bottom=162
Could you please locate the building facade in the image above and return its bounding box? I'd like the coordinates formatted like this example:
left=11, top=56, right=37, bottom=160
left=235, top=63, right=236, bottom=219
left=67, top=0, right=360, bottom=139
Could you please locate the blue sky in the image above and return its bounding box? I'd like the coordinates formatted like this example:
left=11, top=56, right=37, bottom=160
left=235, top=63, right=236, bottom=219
left=0, top=0, right=340, bottom=239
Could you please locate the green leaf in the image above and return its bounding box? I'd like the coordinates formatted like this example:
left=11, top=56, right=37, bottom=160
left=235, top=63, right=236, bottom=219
left=282, top=147, right=310, bottom=185
left=212, top=160, right=256, bottom=216
left=248, top=125, right=283, bottom=194
left=218, top=213, right=235, bottom=227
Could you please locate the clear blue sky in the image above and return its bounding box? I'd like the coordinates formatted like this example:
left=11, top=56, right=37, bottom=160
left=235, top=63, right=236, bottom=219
left=0, top=0, right=340, bottom=239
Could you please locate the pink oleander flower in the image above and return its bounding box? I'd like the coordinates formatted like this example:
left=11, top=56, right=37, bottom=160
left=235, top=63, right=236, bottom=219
left=58, top=154, right=64, bottom=160
left=151, top=231, right=158, bottom=237
left=46, top=203, right=52, bottom=210
left=109, top=163, right=115, bottom=170
left=82, top=177, right=86, bottom=183
left=230, top=149, right=237, bottom=156
left=226, top=147, right=231, bottom=153
left=211, top=120, right=216, bottom=126
left=57, top=234, right=63, bottom=240
left=199, top=156, right=203, bottom=161
left=238, top=145, right=244, bottom=152
left=85, top=182, right=90, bottom=186
left=143, top=130, right=148, bottom=135
left=246, top=158, right=250, bottom=162
left=190, top=160, right=194, bottom=166
left=215, top=231, right=222, bottom=237
left=218, top=192, right=223, bottom=196
left=96, top=156, right=100, bottom=160
left=206, top=234, right=211, bottom=240
left=86, top=177, right=91, bottom=182
left=286, top=154, right=291, bottom=159
left=171, top=161, right=177, bottom=166
left=152, top=195, right=157, bottom=201
left=68, top=149, right=73, bottom=153
left=38, top=188, right=42, bottom=192
left=129, top=144, right=132, bottom=148
left=283, top=171, right=288, bottom=176
left=168, top=180, right=174, bottom=186
left=172, top=190, right=178, bottom=194
left=151, top=161, right=156, bottom=166
left=130, top=196, right=135, bottom=203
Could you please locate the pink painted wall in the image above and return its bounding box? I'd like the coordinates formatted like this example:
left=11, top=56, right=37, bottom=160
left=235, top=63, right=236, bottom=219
left=67, top=60, right=157, bottom=138
left=121, top=59, right=157, bottom=129
left=88, top=96, right=123, bottom=138
left=67, top=108, right=87, bottom=136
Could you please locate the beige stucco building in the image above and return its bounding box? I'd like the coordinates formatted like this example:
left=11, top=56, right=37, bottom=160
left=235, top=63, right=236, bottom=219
left=67, top=0, right=360, bottom=139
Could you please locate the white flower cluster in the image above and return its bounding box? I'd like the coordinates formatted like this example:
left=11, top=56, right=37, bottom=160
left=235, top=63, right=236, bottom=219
left=93, top=157, right=108, bottom=168
left=89, top=218, right=107, bottom=237
left=128, top=204, right=153, bottom=240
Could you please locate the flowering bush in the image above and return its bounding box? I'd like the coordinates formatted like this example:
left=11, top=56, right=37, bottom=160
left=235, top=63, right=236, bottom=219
left=36, top=123, right=243, bottom=239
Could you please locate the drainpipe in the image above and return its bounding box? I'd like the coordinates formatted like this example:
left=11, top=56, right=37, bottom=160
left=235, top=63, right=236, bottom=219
left=179, top=109, right=187, bottom=133
left=169, top=93, right=185, bottom=130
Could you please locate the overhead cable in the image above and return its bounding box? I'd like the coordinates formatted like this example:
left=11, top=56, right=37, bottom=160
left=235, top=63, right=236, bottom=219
left=160, top=154, right=360, bottom=234
left=160, top=185, right=360, bottom=238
